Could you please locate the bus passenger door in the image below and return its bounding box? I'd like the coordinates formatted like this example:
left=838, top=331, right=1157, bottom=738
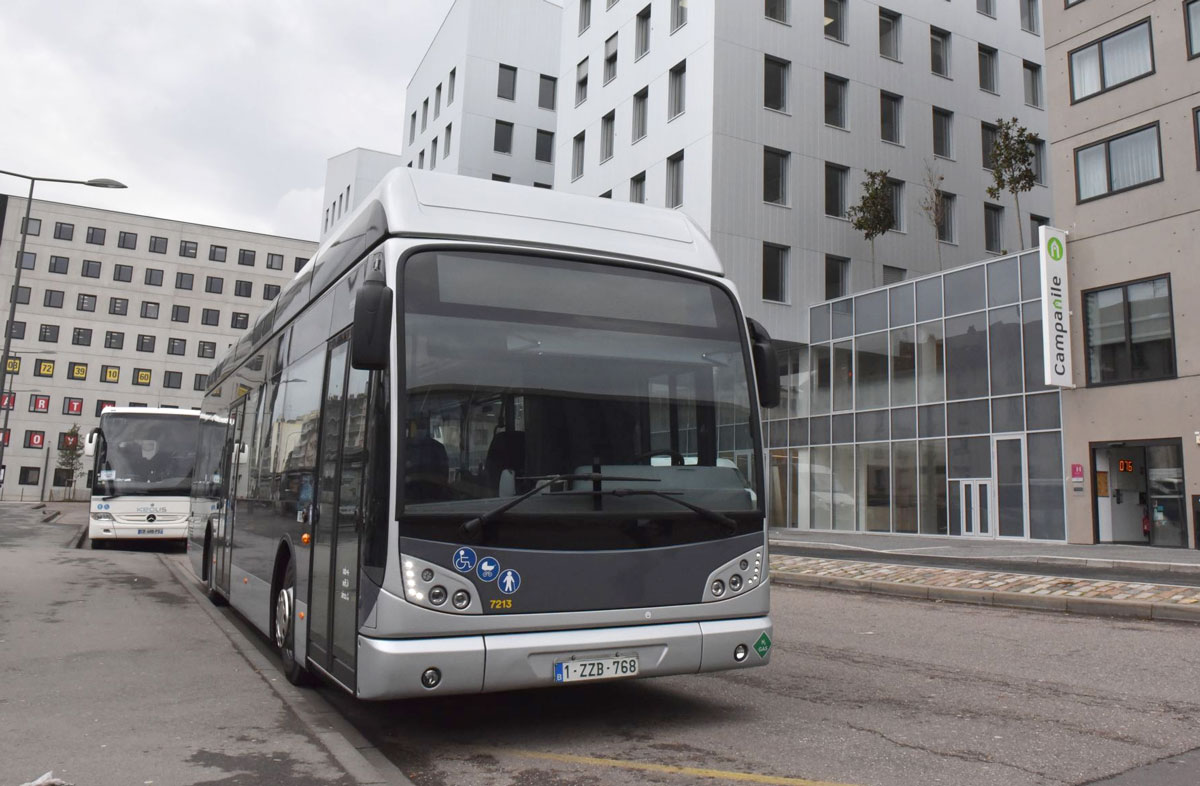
left=216, top=400, right=245, bottom=596
left=308, top=335, right=368, bottom=690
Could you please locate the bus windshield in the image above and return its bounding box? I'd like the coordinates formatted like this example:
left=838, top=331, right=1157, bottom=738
left=402, top=250, right=759, bottom=549
left=93, top=414, right=199, bottom=497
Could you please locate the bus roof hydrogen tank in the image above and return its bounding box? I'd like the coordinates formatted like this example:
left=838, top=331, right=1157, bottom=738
left=189, top=170, right=780, bottom=699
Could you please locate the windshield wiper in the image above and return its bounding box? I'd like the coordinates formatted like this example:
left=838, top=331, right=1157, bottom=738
left=102, top=489, right=155, bottom=500
left=460, top=467, right=657, bottom=538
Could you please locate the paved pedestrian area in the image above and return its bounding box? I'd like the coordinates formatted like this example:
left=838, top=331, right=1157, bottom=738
left=770, top=554, right=1200, bottom=622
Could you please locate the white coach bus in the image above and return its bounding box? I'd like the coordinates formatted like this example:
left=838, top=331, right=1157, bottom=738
left=86, top=406, right=200, bottom=547
left=188, top=170, right=780, bottom=699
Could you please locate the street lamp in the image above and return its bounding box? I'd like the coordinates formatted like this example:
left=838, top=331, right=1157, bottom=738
left=0, top=168, right=126, bottom=495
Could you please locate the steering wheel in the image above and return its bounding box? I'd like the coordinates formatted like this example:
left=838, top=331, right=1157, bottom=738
left=635, top=448, right=686, bottom=466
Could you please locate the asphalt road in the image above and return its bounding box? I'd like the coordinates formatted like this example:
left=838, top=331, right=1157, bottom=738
left=309, top=584, right=1200, bottom=786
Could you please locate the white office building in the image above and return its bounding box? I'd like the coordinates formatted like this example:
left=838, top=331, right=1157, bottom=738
left=553, top=0, right=1053, bottom=344
left=320, top=148, right=405, bottom=240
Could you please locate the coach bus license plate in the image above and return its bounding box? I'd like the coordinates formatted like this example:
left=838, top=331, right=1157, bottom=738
left=137, top=528, right=164, bottom=535
left=554, top=655, right=638, bottom=683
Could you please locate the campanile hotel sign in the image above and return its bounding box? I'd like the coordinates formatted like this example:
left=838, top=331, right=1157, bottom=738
left=1039, top=226, right=1073, bottom=387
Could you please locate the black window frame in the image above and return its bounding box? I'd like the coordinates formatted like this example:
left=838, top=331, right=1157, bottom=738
left=53, top=222, right=74, bottom=241
left=144, top=268, right=164, bottom=287
left=762, top=243, right=788, bottom=303
left=136, top=334, right=156, bottom=353
left=1068, top=18, right=1155, bottom=103
left=38, top=324, right=59, bottom=343
left=72, top=327, right=92, bottom=346
left=237, top=248, right=256, bottom=267
left=1082, top=274, right=1177, bottom=387
left=85, top=227, right=106, bottom=246
left=231, top=312, right=249, bottom=330
left=175, top=272, right=194, bottom=290
left=1073, top=122, right=1164, bottom=204
left=171, top=304, right=191, bottom=323
left=209, top=244, right=227, bottom=263
left=1189, top=0, right=1200, bottom=59
left=148, top=235, right=168, bottom=254
left=43, top=290, right=64, bottom=309
left=497, top=63, right=517, bottom=100
left=109, top=297, right=128, bottom=316
left=49, top=255, right=69, bottom=275
left=163, top=370, right=183, bottom=389
left=104, top=332, right=124, bottom=350
left=201, top=309, right=220, bottom=327
left=198, top=341, right=216, bottom=359
left=266, top=252, right=284, bottom=270
left=117, top=231, right=138, bottom=250
left=179, top=240, right=198, bottom=258
left=76, top=293, right=96, bottom=313
left=112, top=263, right=131, bottom=282
left=140, top=301, right=160, bottom=320
left=167, top=338, right=187, bottom=356
left=263, top=284, right=281, bottom=301
left=205, top=276, right=224, bottom=294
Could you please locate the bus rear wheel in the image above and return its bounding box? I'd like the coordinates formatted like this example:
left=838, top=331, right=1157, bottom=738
left=274, top=557, right=310, bottom=686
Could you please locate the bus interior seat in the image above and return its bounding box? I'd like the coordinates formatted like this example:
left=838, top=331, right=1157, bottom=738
left=405, top=433, right=450, bottom=502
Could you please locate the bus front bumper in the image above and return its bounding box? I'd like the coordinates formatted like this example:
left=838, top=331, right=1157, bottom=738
left=355, top=615, right=772, bottom=700
left=89, top=518, right=188, bottom=541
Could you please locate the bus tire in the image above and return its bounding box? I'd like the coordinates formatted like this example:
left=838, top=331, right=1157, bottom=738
left=274, top=555, right=310, bottom=686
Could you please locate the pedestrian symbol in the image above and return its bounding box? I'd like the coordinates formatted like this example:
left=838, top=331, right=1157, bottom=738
left=452, top=547, right=477, bottom=573
left=498, top=569, right=521, bottom=595
left=476, top=558, right=500, bottom=582
left=754, top=632, right=772, bottom=659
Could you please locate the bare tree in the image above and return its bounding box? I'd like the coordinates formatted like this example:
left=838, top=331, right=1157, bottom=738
left=918, top=160, right=947, bottom=269
left=847, top=169, right=895, bottom=265
left=986, top=117, right=1038, bottom=251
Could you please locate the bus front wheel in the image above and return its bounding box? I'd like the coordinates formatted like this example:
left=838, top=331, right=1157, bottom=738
left=274, top=556, right=310, bottom=686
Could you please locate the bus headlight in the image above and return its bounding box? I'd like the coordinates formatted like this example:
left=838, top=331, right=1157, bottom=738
left=729, top=574, right=743, bottom=592
left=452, top=589, right=471, bottom=609
left=429, top=586, right=448, bottom=606
left=710, top=579, right=726, bottom=597
left=92, top=512, right=113, bottom=521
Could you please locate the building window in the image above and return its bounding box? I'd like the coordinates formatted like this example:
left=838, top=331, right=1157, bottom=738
left=201, top=309, right=220, bottom=326
left=981, top=122, right=998, bottom=169
left=6, top=321, right=24, bottom=339
left=1075, top=124, right=1162, bottom=202
left=237, top=249, right=255, bottom=267
left=879, top=8, right=901, bottom=59
left=671, top=0, right=686, bottom=30
left=111, top=263, right=132, bottom=283
left=825, top=0, right=845, bottom=42
left=764, top=56, right=789, bottom=112
left=67, top=362, right=87, bottom=382
left=498, top=63, right=517, bottom=100
left=599, top=190, right=612, bottom=199
left=265, top=252, right=283, bottom=271
left=143, top=235, right=166, bottom=255
left=143, top=268, right=163, bottom=287
left=444, top=124, right=453, bottom=156
left=234, top=280, right=252, bottom=298
left=1085, top=277, right=1175, bottom=385
left=171, top=305, right=190, bottom=323
left=198, top=341, right=216, bottom=359
left=1031, top=138, right=1046, bottom=184
left=597, top=112, right=615, bottom=162
left=493, top=120, right=514, bottom=155
left=1189, top=1, right=1200, bottom=57
left=937, top=191, right=956, bottom=242
left=262, top=284, right=280, bottom=301
left=209, top=244, right=227, bottom=262
left=137, top=334, right=156, bottom=353
left=133, top=369, right=152, bottom=387
left=21, top=217, right=41, bottom=235
left=887, top=178, right=905, bottom=231
left=533, top=182, right=552, bottom=189
left=977, top=0, right=994, bottom=16
left=534, top=130, right=554, bottom=164
left=448, top=68, right=456, bottom=103
left=205, top=276, right=224, bottom=294
left=76, top=293, right=96, bottom=312
left=232, top=312, right=249, bottom=330
left=435, top=84, right=442, bottom=118
left=294, top=257, right=308, bottom=273
left=880, top=92, right=902, bottom=144
left=825, top=74, right=847, bottom=128
left=576, top=58, right=589, bottom=105
left=825, top=255, right=848, bottom=299
left=604, top=34, right=618, bottom=83
left=978, top=45, right=997, bottom=92
left=763, top=148, right=789, bottom=205
left=409, top=112, right=417, bottom=144
left=630, top=171, right=646, bottom=203
left=104, top=332, right=123, bottom=350
left=421, top=98, right=428, bottom=131
left=19, top=466, right=41, bottom=484
left=883, top=265, right=906, bottom=284
left=194, top=373, right=208, bottom=391
left=1030, top=214, right=1049, bottom=243
left=1070, top=21, right=1153, bottom=102
left=984, top=203, right=1004, bottom=253
left=39, top=324, right=59, bottom=343
left=33, top=359, right=54, bottom=377
left=101, top=365, right=119, bottom=385
left=579, top=0, right=591, bottom=33
left=666, top=150, right=685, bottom=208
left=54, top=222, right=73, bottom=240
left=668, top=61, right=686, bottom=118
left=140, top=301, right=159, bottom=320
left=163, top=371, right=182, bottom=389
left=18, top=252, right=35, bottom=270
left=45, top=256, right=67, bottom=275
left=30, top=394, right=50, bottom=412
left=932, top=107, right=954, bottom=158
left=43, top=290, right=64, bottom=309
left=11, top=286, right=29, bottom=305
left=95, top=400, right=115, bottom=416
left=63, top=397, right=83, bottom=416
left=572, top=132, right=586, bottom=180
left=1020, top=0, right=1039, bottom=34
left=632, top=87, right=648, bottom=141
left=1023, top=61, right=1042, bottom=107
left=539, top=74, right=557, bottom=109
left=178, top=240, right=197, bottom=258
left=930, top=28, right=950, bottom=76
left=636, top=6, right=651, bottom=58
left=825, top=163, right=848, bottom=217
left=762, top=244, right=788, bottom=303
left=175, top=272, right=194, bottom=290
left=72, top=328, right=91, bottom=346
left=765, top=0, right=788, bottom=23
left=86, top=227, right=106, bottom=245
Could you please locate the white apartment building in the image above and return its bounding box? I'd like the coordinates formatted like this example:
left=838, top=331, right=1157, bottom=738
left=400, top=0, right=563, bottom=188
left=553, top=0, right=1053, bottom=344
left=0, top=194, right=316, bottom=499
left=321, top=148, right=405, bottom=240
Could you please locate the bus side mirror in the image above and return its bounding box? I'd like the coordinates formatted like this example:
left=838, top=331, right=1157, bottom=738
left=352, top=271, right=392, bottom=371
left=747, top=318, right=780, bottom=410
left=84, top=428, right=99, bottom=458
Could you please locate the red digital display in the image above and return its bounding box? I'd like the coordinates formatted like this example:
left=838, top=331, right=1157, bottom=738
left=1118, top=459, right=1135, bottom=473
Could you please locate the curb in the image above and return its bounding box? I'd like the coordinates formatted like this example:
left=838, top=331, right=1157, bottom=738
left=159, top=555, right=416, bottom=786
left=768, top=538, right=1200, bottom=576
left=40, top=510, right=62, bottom=524
left=70, top=522, right=88, bottom=549
left=770, top=571, right=1200, bottom=624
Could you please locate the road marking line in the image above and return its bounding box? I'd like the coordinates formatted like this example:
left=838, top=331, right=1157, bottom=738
left=486, top=748, right=860, bottom=786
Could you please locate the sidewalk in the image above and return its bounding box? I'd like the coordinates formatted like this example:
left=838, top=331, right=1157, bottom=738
left=768, top=528, right=1200, bottom=623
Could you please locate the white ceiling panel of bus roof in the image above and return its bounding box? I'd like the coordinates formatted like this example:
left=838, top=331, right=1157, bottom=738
left=408, top=172, right=696, bottom=246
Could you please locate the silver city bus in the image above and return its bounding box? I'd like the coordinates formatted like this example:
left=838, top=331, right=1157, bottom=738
left=188, top=170, right=780, bottom=699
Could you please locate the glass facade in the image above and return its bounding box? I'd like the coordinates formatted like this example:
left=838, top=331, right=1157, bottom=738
left=768, top=252, right=1066, bottom=540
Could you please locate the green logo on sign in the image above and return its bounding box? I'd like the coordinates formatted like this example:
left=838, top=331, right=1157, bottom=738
left=754, top=632, right=772, bottom=659
left=1047, top=237, right=1064, bottom=261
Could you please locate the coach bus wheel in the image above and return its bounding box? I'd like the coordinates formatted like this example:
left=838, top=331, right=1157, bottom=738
left=275, top=557, right=310, bottom=686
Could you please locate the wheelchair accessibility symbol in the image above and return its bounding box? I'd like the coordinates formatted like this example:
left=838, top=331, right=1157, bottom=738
left=452, top=547, right=477, bottom=573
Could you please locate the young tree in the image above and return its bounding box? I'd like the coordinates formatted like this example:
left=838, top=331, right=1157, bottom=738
left=56, top=425, right=84, bottom=492
left=918, top=159, right=947, bottom=268
left=986, top=117, right=1038, bottom=251
left=846, top=169, right=895, bottom=264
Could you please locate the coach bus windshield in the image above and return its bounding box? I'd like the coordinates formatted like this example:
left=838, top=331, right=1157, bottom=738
left=93, top=414, right=199, bottom=498
left=402, top=250, right=760, bottom=549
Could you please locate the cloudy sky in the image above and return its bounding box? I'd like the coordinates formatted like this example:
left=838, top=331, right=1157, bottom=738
left=0, top=1, right=453, bottom=241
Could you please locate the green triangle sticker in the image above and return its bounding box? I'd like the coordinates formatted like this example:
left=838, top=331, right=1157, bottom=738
left=754, top=632, right=772, bottom=659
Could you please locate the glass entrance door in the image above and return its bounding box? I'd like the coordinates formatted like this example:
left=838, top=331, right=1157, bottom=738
left=959, top=479, right=993, bottom=537
left=994, top=435, right=1027, bottom=538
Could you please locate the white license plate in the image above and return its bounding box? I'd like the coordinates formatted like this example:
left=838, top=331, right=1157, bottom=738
left=137, top=528, right=164, bottom=535
left=554, top=655, right=639, bottom=684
